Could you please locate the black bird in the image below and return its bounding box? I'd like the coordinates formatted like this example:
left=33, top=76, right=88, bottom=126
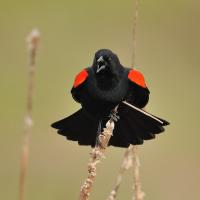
left=51, top=49, right=169, bottom=147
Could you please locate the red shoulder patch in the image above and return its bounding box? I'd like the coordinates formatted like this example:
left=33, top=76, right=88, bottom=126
left=73, top=69, right=88, bottom=88
left=128, top=69, right=147, bottom=88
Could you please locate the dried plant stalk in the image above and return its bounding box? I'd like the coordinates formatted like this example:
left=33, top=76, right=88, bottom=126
left=131, top=0, right=144, bottom=199
left=107, top=145, right=144, bottom=200
left=132, top=0, right=140, bottom=67
left=79, top=107, right=118, bottom=200
left=131, top=145, right=145, bottom=200
left=107, top=0, right=144, bottom=199
left=19, top=29, right=40, bottom=200
left=107, top=146, right=133, bottom=200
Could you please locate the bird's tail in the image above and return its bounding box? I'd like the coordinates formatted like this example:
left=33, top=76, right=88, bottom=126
left=51, top=102, right=169, bottom=148
left=108, top=101, right=169, bottom=147
left=51, top=109, right=98, bottom=147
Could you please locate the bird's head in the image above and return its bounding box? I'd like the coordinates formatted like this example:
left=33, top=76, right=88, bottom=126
left=92, top=49, right=123, bottom=77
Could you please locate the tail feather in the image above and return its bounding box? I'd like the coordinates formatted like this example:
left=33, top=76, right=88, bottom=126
left=109, top=117, right=131, bottom=147
left=108, top=101, right=169, bottom=147
left=127, top=117, right=156, bottom=140
left=51, top=102, right=169, bottom=148
left=51, top=109, right=98, bottom=146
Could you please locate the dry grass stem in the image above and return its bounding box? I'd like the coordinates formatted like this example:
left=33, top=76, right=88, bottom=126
left=132, top=146, right=145, bottom=200
left=131, top=0, right=145, bottom=199
left=108, top=0, right=144, bottom=199
left=79, top=107, right=118, bottom=200
left=132, top=0, right=140, bottom=67
left=19, top=29, right=40, bottom=200
left=107, top=146, right=134, bottom=200
left=107, top=146, right=144, bottom=200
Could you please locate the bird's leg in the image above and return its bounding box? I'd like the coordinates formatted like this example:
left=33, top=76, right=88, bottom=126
left=95, top=120, right=103, bottom=147
left=109, top=108, right=120, bottom=122
left=95, top=107, right=119, bottom=147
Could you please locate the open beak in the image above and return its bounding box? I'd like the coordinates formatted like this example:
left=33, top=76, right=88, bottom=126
left=96, top=56, right=106, bottom=73
left=97, top=65, right=106, bottom=73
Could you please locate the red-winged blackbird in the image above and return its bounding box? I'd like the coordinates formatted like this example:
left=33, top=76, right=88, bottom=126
left=51, top=49, right=169, bottom=147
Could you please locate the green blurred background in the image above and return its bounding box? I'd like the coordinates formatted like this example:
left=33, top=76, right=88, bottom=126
left=1, top=0, right=200, bottom=199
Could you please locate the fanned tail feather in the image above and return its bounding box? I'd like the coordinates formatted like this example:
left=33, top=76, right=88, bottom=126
left=109, top=101, right=169, bottom=147
left=51, top=109, right=98, bottom=146
left=51, top=102, right=169, bottom=148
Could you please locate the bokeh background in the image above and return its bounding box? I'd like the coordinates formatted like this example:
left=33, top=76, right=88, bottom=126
left=1, top=0, right=200, bottom=199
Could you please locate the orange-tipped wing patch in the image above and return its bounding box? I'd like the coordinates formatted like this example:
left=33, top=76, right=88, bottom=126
left=73, top=69, right=88, bottom=88
left=128, top=69, right=147, bottom=88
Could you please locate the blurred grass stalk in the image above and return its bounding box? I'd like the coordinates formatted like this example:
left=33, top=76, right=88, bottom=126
left=107, top=145, right=144, bottom=200
left=19, top=29, right=40, bottom=200
left=131, top=0, right=144, bottom=198
left=107, top=0, right=145, bottom=199
left=107, top=146, right=134, bottom=200
left=131, top=145, right=145, bottom=200
left=131, top=0, right=145, bottom=200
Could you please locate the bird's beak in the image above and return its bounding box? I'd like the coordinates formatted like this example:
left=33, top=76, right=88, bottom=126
left=97, top=56, right=104, bottom=63
left=96, top=56, right=106, bottom=73
left=97, top=65, right=106, bottom=73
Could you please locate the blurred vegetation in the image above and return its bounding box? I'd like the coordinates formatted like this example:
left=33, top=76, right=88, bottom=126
left=0, top=0, right=200, bottom=199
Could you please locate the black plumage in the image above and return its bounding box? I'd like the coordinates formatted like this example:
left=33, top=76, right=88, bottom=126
left=51, top=49, right=169, bottom=147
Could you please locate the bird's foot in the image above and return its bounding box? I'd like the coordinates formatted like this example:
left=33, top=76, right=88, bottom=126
left=109, top=109, right=120, bottom=122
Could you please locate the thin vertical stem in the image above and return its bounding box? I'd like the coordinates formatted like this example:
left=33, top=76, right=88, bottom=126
left=132, top=0, right=140, bottom=67
left=19, top=29, right=40, bottom=200
left=131, top=146, right=145, bottom=200
left=107, top=146, right=133, bottom=200
left=131, top=0, right=144, bottom=199
left=107, top=0, right=144, bottom=199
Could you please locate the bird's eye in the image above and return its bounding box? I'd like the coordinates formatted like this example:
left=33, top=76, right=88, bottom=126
left=104, top=55, right=109, bottom=60
left=102, top=55, right=110, bottom=62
